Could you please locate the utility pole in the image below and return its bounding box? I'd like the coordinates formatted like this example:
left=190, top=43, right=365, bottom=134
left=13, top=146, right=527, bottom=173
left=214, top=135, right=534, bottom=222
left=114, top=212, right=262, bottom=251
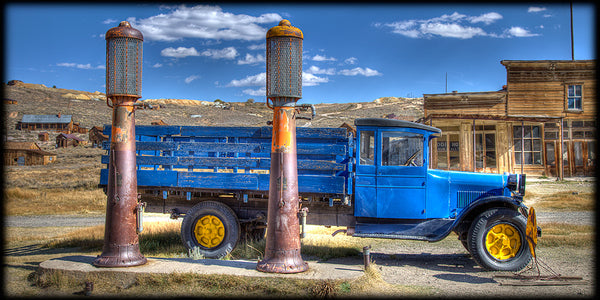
left=571, top=2, right=575, bottom=60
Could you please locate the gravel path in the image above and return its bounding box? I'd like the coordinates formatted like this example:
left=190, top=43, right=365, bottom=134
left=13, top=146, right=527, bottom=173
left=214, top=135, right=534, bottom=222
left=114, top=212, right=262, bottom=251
left=4, top=213, right=177, bottom=228
left=4, top=211, right=593, bottom=228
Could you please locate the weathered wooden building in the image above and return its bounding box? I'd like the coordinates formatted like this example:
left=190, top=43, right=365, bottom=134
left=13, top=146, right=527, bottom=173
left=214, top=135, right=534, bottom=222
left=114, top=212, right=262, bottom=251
left=38, top=132, right=50, bottom=141
left=4, top=141, right=57, bottom=166
left=423, top=59, right=595, bottom=178
left=56, top=133, right=86, bottom=148
left=89, top=126, right=109, bottom=148
left=16, top=114, right=74, bottom=133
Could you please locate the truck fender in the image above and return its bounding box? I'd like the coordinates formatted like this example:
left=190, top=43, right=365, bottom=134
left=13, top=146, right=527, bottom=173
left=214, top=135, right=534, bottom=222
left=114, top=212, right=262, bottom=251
left=452, top=196, right=528, bottom=240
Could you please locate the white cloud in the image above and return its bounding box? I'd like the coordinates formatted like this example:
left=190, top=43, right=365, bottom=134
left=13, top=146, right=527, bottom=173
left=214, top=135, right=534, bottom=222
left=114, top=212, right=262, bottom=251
left=56, top=63, right=104, bottom=70
left=185, top=75, right=200, bottom=84
left=200, top=47, right=238, bottom=59
left=238, top=53, right=265, bottom=65
left=302, top=72, right=329, bottom=86
left=306, top=65, right=335, bottom=75
left=420, top=23, right=486, bottom=39
left=380, top=11, right=510, bottom=39
left=103, top=18, right=118, bottom=25
left=469, top=12, right=502, bottom=25
left=161, top=47, right=199, bottom=58
left=504, top=26, right=539, bottom=37
left=243, top=87, right=266, bottom=96
left=153, top=63, right=163, bottom=68
left=338, top=67, right=382, bottom=77
left=311, top=54, right=337, bottom=62
left=528, top=7, right=547, bottom=13
left=248, top=43, right=266, bottom=50
left=127, top=5, right=282, bottom=41
left=228, top=71, right=329, bottom=89
left=227, top=73, right=266, bottom=87
left=344, top=57, right=358, bottom=65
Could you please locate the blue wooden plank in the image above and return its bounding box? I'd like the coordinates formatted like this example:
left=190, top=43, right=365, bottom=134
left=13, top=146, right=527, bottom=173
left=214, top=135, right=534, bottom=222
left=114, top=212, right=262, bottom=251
left=180, top=126, right=265, bottom=138
left=178, top=172, right=259, bottom=190
left=178, top=142, right=263, bottom=153
left=136, top=155, right=179, bottom=165
left=178, top=157, right=262, bottom=168
left=138, top=170, right=178, bottom=187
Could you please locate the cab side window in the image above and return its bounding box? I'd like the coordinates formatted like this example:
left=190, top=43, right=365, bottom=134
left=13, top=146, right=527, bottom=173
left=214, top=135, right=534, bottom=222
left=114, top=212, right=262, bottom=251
left=359, top=131, right=375, bottom=165
left=382, top=132, right=423, bottom=167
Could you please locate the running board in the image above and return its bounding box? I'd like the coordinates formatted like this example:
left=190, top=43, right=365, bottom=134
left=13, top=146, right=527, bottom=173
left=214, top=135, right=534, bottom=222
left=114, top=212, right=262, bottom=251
left=353, top=219, right=455, bottom=242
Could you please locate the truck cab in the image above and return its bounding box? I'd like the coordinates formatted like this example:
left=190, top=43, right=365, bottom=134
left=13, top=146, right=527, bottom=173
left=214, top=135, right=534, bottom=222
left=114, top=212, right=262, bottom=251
left=352, top=118, right=533, bottom=271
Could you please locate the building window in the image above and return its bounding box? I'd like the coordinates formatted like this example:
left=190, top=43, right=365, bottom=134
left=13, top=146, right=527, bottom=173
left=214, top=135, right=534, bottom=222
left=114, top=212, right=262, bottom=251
left=436, top=135, right=460, bottom=170
left=566, top=84, right=583, bottom=111
left=514, top=125, right=542, bottom=165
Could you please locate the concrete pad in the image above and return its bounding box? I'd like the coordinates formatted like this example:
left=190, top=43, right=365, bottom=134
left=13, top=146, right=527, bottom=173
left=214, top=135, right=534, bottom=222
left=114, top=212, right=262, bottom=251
left=38, top=255, right=365, bottom=281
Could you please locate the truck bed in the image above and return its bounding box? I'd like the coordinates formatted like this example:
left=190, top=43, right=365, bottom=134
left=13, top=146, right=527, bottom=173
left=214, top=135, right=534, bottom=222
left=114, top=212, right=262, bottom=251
left=99, top=125, right=355, bottom=225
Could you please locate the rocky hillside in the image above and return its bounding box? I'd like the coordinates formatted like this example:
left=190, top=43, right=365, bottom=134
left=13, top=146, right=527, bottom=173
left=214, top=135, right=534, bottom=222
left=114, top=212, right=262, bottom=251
left=3, top=80, right=423, bottom=148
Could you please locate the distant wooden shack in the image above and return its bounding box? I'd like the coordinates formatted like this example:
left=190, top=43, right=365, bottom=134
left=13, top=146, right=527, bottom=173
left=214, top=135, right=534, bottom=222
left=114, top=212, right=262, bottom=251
left=72, top=122, right=88, bottom=134
left=151, top=120, right=168, bottom=125
left=339, top=122, right=356, bottom=137
left=4, top=141, right=57, bottom=166
left=38, top=132, right=50, bottom=141
left=16, top=113, right=73, bottom=133
left=56, top=133, right=86, bottom=148
left=89, top=126, right=108, bottom=148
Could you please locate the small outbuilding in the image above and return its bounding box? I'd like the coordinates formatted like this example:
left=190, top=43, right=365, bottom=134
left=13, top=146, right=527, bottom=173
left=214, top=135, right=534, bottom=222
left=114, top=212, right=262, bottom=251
left=4, top=141, right=57, bottom=166
left=89, top=126, right=109, bottom=148
left=56, top=133, right=86, bottom=148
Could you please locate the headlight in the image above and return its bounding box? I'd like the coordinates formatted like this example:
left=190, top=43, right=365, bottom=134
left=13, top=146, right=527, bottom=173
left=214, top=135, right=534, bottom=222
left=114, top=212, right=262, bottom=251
left=507, top=174, right=526, bottom=195
left=519, top=174, right=526, bottom=195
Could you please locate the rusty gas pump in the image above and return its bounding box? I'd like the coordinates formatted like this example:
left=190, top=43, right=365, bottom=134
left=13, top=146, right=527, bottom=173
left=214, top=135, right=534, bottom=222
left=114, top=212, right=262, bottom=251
left=93, top=21, right=147, bottom=267
left=256, top=20, right=308, bottom=274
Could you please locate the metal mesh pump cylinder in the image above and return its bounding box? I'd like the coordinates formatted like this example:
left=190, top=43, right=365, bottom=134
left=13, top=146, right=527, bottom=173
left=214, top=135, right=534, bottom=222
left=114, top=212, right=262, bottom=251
left=105, top=21, right=143, bottom=98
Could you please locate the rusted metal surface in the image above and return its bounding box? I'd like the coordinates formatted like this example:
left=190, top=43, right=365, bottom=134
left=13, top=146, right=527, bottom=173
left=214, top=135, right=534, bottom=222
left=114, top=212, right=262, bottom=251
left=93, top=22, right=146, bottom=268
left=257, top=106, right=308, bottom=273
left=257, top=20, right=308, bottom=274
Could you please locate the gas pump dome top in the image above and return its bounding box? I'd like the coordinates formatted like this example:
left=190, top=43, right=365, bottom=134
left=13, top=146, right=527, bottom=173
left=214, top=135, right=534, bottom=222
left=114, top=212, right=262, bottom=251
left=106, top=21, right=144, bottom=41
left=266, top=19, right=303, bottom=39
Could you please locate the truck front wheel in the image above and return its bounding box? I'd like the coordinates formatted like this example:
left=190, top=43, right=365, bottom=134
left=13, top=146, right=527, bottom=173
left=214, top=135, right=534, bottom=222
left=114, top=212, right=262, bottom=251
left=181, top=201, right=240, bottom=259
left=467, top=208, right=531, bottom=271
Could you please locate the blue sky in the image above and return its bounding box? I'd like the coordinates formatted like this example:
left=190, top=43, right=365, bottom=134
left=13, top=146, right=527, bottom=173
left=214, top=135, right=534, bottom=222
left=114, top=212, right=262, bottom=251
left=5, top=3, right=596, bottom=104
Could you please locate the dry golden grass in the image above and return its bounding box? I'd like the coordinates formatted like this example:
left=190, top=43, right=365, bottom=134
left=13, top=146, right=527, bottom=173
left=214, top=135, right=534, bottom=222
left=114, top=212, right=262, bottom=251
left=525, top=190, right=594, bottom=211
left=4, top=187, right=106, bottom=216
left=538, top=223, right=594, bottom=247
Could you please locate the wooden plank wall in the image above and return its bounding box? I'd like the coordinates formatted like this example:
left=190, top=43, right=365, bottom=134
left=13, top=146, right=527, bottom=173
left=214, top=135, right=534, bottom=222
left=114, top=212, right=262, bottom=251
left=505, top=61, right=596, bottom=120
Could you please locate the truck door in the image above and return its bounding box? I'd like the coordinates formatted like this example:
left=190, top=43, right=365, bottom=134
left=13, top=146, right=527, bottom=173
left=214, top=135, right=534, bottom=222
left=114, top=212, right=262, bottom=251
left=377, top=130, right=427, bottom=219
left=354, top=129, right=377, bottom=217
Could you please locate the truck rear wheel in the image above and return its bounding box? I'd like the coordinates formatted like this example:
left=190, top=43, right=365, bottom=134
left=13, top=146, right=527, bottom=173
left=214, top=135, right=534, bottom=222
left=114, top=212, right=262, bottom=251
left=467, top=208, right=531, bottom=271
left=181, top=201, right=240, bottom=259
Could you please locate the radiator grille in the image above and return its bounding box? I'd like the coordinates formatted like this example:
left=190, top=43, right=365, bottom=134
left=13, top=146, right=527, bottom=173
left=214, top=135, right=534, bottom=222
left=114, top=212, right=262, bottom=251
left=457, top=190, right=486, bottom=208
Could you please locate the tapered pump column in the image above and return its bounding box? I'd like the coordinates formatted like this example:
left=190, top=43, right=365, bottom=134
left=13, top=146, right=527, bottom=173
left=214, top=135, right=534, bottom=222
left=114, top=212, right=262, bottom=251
left=256, top=20, right=308, bottom=274
left=93, top=21, right=147, bottom=267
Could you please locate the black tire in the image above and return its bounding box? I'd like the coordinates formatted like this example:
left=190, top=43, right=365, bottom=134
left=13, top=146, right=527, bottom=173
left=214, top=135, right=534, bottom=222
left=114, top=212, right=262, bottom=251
left=467, top=208, right=531, bottom=271
left=181, top=201, right=240, bottom=259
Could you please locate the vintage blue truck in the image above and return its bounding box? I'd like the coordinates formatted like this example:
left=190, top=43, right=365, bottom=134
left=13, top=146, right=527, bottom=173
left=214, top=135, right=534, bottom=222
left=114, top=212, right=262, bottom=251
left=99, top=118, right=535, bottom=271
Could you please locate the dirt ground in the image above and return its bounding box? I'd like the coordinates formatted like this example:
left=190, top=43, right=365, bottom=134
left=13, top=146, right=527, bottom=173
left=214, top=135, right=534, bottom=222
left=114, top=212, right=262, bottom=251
left=4, top=181, right=596, bottom=298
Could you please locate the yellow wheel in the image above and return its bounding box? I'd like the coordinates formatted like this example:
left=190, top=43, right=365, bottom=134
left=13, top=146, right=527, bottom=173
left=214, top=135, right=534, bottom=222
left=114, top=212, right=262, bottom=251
left=181, top=201, right=240, bottom=258
left=194, top=215, right=226, bottom=248
left=485, top=223, right=521, bottom=260
left=467, top=208, right=531, bottom=271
